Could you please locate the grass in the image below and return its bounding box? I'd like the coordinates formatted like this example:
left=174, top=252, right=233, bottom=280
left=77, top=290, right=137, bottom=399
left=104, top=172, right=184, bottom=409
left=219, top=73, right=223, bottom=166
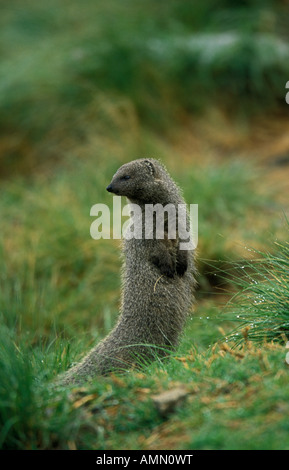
left=1, top=319, right=289, bottom=450
left=223, top=236, right=289, bottom=346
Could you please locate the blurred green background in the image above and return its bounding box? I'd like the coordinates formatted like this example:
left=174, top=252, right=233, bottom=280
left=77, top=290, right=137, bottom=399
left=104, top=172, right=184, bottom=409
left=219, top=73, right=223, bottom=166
left=1, top=0, right=289, bottom=176
left=1, top=0, right=289, bottom=450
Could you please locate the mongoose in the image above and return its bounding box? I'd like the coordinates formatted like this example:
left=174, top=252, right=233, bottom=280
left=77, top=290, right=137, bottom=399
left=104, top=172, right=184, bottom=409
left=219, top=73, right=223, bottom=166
left=59, top=158, right=196, bottom=385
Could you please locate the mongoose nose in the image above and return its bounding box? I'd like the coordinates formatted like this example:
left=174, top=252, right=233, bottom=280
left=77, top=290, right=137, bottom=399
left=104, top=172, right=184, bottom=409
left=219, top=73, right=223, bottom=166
left=106, top=184, right=113, bottom=192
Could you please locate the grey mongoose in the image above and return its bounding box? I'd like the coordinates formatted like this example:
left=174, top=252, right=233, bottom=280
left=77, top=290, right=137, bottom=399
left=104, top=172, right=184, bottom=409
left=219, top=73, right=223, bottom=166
left=59, top=158, right=196, bottom=384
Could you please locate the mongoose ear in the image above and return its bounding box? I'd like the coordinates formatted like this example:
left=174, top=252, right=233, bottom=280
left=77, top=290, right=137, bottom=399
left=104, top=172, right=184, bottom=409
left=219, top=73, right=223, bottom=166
left=143, top=159, right=155, bottom=177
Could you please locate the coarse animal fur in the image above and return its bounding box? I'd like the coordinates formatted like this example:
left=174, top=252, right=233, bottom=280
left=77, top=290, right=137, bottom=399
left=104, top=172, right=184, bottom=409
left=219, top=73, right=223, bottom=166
left=59, top=158, right=196, bottom=385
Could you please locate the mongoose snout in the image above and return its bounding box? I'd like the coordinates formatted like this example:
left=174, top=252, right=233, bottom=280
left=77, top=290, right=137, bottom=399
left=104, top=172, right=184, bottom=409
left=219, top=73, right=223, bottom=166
left=106, top=184, right=114, bottom=192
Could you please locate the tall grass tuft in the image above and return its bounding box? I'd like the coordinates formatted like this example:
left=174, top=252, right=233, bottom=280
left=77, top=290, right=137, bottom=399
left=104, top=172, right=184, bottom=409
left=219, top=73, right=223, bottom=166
left=224, top=229, right=289, bottom=346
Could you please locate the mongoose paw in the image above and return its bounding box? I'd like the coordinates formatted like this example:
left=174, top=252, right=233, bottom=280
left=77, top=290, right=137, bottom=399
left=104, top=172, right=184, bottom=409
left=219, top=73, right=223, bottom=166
left=176, top=263, right=187, bottom=276
left=160, top=264, right=175, bottom=278
left=150, top=254, right=176, bottom=278
left=176, top=249, right=188, bottom=276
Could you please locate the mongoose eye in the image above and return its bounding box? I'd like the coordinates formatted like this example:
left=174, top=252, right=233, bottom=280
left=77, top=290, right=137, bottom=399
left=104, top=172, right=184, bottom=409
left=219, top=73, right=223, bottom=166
left=120, top=175, right=131, bottom=181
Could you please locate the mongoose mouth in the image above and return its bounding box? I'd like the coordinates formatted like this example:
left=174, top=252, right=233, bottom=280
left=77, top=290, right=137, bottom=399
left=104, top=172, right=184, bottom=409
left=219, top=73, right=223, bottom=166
left=106, top=184, right=121, bottom=195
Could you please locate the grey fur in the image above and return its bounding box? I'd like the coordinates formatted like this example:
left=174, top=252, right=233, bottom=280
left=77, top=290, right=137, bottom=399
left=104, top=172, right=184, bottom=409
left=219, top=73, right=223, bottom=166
left=58, top=158, right=196, bottom=385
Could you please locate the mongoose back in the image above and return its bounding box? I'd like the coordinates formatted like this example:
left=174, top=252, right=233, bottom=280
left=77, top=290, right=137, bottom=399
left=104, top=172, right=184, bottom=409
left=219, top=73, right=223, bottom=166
left=59, top=158, right=196, bottom=384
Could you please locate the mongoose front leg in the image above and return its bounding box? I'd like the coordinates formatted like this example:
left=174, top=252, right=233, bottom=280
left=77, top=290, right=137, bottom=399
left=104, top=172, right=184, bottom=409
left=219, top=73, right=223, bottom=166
left=176, top=247, right=188, bottom=276
left=150, top=242, right=188, bottom=278
left=149, top=239, right=176, bottom=278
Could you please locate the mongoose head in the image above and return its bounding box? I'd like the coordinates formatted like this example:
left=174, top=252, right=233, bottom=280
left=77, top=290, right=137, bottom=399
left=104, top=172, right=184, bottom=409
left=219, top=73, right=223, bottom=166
left=106, top=158, right=169, bottom=204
